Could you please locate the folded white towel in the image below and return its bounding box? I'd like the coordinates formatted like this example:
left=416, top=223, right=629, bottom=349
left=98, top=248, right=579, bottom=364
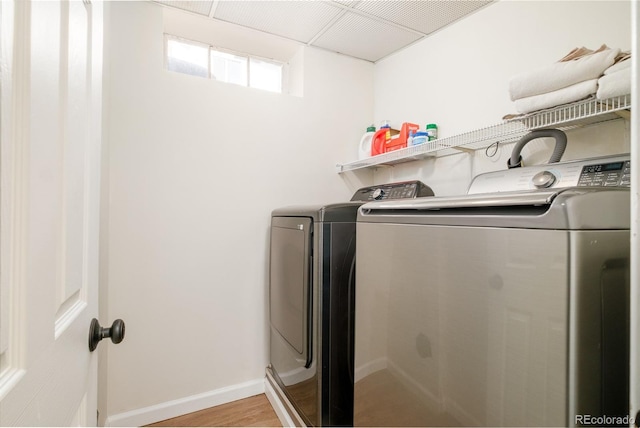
left=509, top=48, right=619, bottom=101
left=604, top=58, right=631, bottom=75
left=597, top=67, right=631, bottom=99
left=515, top=79, right=598, bottom=114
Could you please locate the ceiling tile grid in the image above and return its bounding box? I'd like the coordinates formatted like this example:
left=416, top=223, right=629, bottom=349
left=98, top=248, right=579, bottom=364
left=354, top=0, right=491, bottom=35
left=420, top=0, right=493, bottom=34
left=213, top=0, right=345, bottom=44
left=153, top=0, right=494, bottom=63
left=312, top=11, right=423, bottom=62
left=354, top=0, right=432, bottom=34
left=155, top=0, right=213, bottom=16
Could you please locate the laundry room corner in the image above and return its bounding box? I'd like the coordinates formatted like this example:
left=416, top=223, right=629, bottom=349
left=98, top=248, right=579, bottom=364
left=2, top=0, right=637, bottom=426
left=98, top=1, right=375, bottom=425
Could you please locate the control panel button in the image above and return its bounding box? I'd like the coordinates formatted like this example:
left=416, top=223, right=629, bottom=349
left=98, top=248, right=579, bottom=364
left=372, top=188, right=385, bottom=200
left=532, top=171, right=557, bottom=188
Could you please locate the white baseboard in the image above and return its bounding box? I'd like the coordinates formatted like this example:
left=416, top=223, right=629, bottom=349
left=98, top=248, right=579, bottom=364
left=264, top=377, right=296, bottom=427
left=264, top=368, right=307, bottom=427
left=104, top=378, right=265, bottom=427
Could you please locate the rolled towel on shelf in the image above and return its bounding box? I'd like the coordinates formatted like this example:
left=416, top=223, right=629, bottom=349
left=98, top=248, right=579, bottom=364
left=514, top=79, right=598, bottom=114
left=603, top=57, right=631, bottom=75
left=509, top=47, right=619, bottom=101
left=597, top=67, right=631, bottom=99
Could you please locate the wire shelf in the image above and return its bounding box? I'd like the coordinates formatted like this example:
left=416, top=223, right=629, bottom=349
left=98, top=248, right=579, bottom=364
left=336, top=95, right=631, bottom=173
left=507, top=94, right=631, bottom=129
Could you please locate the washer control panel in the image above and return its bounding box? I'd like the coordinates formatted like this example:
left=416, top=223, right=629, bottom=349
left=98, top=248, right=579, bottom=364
left=351, top=180, right=435, bottom=202
left=469, top=154, right=630, bottom=195
left=577, top=159, right=630, bottom=187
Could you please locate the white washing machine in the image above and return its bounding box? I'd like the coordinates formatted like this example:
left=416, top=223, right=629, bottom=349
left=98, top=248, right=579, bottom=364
left=354, top=155, right=630, bottom=427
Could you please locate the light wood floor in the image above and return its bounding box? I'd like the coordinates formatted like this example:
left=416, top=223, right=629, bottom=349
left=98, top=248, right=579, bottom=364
left=147, top=394, right=282, bottom=427
left=147, top=370, right=457, bottom=427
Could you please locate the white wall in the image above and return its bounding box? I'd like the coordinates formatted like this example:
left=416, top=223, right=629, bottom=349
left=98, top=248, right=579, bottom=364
left=100, top=0, right=634, bottom=423
left=101, top=2, right=373, bottom=423
left=371, top=1, right=632, bottom=196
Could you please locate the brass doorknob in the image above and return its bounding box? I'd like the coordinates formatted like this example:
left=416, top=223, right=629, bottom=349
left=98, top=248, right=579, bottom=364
left=89, top=318, right=125, bottom=352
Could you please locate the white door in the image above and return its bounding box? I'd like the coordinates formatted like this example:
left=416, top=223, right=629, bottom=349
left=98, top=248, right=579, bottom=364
left=0, top=0, right=105, bottom=425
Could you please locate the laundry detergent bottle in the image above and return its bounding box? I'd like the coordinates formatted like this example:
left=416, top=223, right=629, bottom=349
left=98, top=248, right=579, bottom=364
left=358, top=125, right=376, bottom=160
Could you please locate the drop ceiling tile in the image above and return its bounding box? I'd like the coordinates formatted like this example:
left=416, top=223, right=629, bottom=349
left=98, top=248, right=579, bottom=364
left=312, top=11, right=422, bottom=62
left=355, top=0, right=491, bottom=34
left=154, top=0, right=213, bottom=16
left=213, top=1, right=344, bottom=44
left=331, top=0, right=360, bottom=7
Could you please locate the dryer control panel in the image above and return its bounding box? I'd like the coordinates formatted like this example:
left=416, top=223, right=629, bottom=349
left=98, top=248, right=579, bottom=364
left=469, top=154, right=631, bottom=195
left=351, top=180, right=435, bottom=201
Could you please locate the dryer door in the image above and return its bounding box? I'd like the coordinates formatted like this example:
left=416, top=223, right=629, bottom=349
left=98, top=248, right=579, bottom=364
left=270, top=217, right=313, bottom=369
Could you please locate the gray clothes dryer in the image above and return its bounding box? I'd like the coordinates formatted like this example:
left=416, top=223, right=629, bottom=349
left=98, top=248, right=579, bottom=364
left=354, top=155, right=631, bottom=427
left=267, top=181, right=433, bottom=427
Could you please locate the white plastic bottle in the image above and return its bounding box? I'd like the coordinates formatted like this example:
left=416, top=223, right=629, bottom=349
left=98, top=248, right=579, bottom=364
left=358, top=125, right=376, bottom=159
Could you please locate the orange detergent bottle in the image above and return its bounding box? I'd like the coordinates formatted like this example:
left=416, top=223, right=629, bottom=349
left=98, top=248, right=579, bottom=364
left=371, top=122, right=419, bottom=156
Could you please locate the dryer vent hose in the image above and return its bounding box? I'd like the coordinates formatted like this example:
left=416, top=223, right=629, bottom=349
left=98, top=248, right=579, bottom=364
left=508, top=129, right=567, bottom=169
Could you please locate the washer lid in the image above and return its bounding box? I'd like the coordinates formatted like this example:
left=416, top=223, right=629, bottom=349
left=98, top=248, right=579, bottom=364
left=360, top=190, right=558, bottom=211
left=358, top=187, right=630, bottom=230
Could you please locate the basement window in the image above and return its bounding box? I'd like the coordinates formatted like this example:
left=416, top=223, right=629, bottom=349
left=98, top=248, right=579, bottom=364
left=165, top=35, right=284, bottom=94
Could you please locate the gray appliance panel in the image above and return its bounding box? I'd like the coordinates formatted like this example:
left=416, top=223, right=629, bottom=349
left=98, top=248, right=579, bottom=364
left=354, top=223, right=629, bottom=427
left=569, top=231, right=630, bottom=421
left=358, top=188, right=630, bottom=230
left=270, top=218, right=356, bottom=427
left=270, top=217, right=313, bottom=365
